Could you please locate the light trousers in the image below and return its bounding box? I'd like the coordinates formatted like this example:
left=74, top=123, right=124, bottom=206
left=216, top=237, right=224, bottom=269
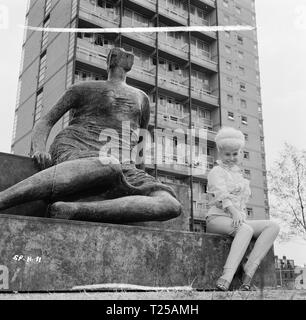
left=206, top=215, right=280, bottom=283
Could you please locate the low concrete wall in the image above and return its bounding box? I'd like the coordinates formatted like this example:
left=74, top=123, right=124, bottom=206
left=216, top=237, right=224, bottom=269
left=0, top=214, right=276, bottom=291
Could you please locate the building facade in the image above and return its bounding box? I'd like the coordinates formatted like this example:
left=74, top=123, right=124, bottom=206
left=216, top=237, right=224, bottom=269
left=12, top=0, right=268, bottom=231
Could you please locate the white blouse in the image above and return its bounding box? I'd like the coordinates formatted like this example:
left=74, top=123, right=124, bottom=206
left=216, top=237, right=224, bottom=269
left=206, top=160, right=251, bottom=219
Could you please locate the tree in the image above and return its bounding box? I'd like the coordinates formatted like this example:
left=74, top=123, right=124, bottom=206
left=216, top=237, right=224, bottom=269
left=268, top=143, right=306, bottom=241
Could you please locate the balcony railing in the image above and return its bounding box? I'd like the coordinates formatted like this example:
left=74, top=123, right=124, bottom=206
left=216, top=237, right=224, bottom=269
left=76, top=44, right=107, bottom=69
left=79, top=0, right=119, bottom=27
left=158, top=3, right=187, bottom=25
left=122, top=17, right=156, bottom=47
left=129, top=0, right=156, bottom=11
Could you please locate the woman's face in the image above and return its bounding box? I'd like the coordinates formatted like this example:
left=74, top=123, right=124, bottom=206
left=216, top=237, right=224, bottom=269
left=219, top=146, right=242, bottom=166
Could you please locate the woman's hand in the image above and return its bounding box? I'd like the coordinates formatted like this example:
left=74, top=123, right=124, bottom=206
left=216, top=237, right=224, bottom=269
left=232, top=211, right=244, bottom=228
left=228, top=206, right=245, bottom=229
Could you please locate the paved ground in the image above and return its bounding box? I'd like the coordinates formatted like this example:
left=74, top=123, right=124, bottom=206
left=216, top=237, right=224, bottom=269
left=0, top=289, right=306, bottom=300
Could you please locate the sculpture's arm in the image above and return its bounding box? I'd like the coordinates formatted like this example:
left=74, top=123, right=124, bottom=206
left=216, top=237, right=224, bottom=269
left=31, top=85, right=81, bottom=169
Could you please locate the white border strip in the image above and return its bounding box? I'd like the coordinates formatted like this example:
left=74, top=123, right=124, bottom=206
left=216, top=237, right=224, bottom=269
left=72, top=283, right=194, bottom=291
left=19, top=25, right=255, bottom=33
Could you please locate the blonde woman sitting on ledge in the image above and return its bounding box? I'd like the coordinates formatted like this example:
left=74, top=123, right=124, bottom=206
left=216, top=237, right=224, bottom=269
left=206, top=127, right=280, bottom=291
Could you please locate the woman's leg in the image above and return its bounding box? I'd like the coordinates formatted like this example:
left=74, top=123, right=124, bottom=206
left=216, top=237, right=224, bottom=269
left=206, top=216, right=254, bottom=284
left=244, top=220, right=280, bottom=278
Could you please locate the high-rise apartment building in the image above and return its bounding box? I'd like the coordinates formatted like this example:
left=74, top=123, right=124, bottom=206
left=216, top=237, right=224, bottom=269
left=12, top=0, right=269, bottom=230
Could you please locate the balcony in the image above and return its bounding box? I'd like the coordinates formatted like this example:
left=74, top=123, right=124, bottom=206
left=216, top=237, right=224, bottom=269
left=191, top=86, right=219, bottom=107
left=158, top=35, right=188, bottom=61
left=189, top=48, right=218, bottom=72
left=76, top=42, right=108, bottom=70
left=122, top=16, right=156, bottom=48
left=158, top=3, right=187, bottom=25
left=129, top=0, right=156, bottom=12
left=158, top=74, right=189, bottom=97
left=79, top=0, right=120, bottom=27
left=128, top=65, right=156, bottom=86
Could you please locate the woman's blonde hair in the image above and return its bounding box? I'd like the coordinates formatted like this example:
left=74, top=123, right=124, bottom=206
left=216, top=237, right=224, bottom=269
left=215, top=127, right=245, bottom=150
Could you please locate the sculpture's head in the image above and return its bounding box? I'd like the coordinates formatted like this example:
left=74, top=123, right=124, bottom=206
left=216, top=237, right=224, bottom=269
left=107, top=47, right=134, bottom=73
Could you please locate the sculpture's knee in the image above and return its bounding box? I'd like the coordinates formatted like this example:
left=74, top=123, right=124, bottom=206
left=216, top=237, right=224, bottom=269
left=155, top=192, right=182, bottom=220
left=166, top=196, right=182, bottom=219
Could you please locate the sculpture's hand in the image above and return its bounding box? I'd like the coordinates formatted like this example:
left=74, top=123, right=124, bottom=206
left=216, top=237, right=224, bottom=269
left=32, top=151, right=52, bottom=170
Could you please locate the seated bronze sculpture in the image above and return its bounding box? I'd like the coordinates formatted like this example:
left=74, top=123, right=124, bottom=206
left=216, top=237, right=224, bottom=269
left=0, top=47, right=182, bottom=223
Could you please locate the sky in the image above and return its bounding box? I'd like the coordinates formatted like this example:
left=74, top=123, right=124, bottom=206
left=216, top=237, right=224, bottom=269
left=0, top=0, right=306, bottom=265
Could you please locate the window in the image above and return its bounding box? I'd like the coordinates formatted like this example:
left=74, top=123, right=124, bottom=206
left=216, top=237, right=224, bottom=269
left=257, top=87, right=261, bottom=95
left=42, top=15, right=50, bottom=50
left=240, top=99, right=247, bottom=108
left=228, top=112, right=234, bottom=121
left=246, top=207, right=253, bottom=218
left=239, top=66, right=245, bottom=76
left=243, top=151, right=250, bottom=160
left=45, top=0, right=52, bottom=16
left=244, top=133, right=249, bottom=141
left=227, top=94, right=233, bottom=104
left=34, top=89, right=44, bottom=125
left=260, top=136, right=264, bottom=147
left=240, top=82, right=246, bottom=91
left=12, top=113, right=18, bottom=144
left=256, top=72, right=260, bottom=81
left=38, top=51, right=47, bottom=88
left=254, top=43, right=258, bottom=50
left=238, top=50, right=244, bottom=59
left=193, top=220, right=206, bottom=233
left=226, top=61, right=232, bottom=70
left=244, top=170, right=251, bottom=179
left=241, top=116, right=248, bottom=125
left=236, top=6, right=241, bottom=14
left=237, top=35, right=243, bottom=45
left=226, top=77, right=233, bottom=87
left=225, top=45, right=231, bottom=54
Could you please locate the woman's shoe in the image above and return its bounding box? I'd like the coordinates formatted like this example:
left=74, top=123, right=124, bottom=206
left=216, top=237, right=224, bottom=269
left=216, top=278, right=231, bottom=291
left=240, top=274, right=254, bottom=291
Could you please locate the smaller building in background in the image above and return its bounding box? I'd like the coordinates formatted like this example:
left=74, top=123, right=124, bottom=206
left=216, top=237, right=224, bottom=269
left=274, top=255, right=295, bottom=289
left=294, top=265, right=306, bottom=290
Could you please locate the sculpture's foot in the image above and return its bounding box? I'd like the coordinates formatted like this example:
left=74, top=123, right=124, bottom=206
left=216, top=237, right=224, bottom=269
left=49, top=202, right=76, bottom=220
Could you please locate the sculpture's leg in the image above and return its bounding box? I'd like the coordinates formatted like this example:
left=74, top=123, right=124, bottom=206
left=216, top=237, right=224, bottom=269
left=0, top=157, right=121, bottom=210
left=49, top=190, right=182, bottom=223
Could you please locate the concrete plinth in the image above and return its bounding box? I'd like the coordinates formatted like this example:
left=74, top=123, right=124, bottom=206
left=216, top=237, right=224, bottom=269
left=0, top=215, right=276, bottom=292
